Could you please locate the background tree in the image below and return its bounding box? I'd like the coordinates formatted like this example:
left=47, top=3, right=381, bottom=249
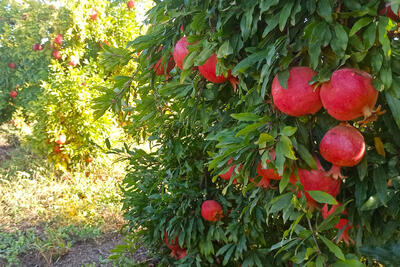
left=100, top=0, right=400, bottom=266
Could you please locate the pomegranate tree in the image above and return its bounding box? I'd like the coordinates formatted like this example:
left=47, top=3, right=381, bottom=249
left=201, top=200, right=223, bottom=222
left=272, top=67, right=322, bottom=116
left=198, top=53, right=238, bottom=90
left=320, top=124, right=366, bottom=179
left=320, top=68, right=379, bottom=122
left=173, top=37, right=189, bottom=70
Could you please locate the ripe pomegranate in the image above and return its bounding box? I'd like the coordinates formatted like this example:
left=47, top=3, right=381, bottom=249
left=198, top=53, right=238, bottom=91
left=127, top=0, right=134, bottom=9
left=322, top=204, right=355, bottom=245
left=250, top=175, right=271, bottom=188
left=9, top=91, right=18, bottom=98
left=201, top=200, right=223, bottom=222
left=85, top=157, right=93, bottom=163
left=90, top=9, right=98, bottom=21
left=219, top=158, right=240, bottom=184
left=257, top=151, right=282, bottom=180
left=52, top=50, right=61, bottom=60
left=297, top=157, right=341, bottom=209
left=173, top=37, right=190, bottom=70
left=56, top=134, right=66, bottom=145
left=54, top=34, right=63, bottom=45
left=320, top=68, right=379, bottom=122
left=272, top=67, right=322, bottom=116
left=379, top=3, right=399, bottom=21
left=153, top=56, right=175, bottom=76
left=8, top=62, right=16, bottom=69
left=320, top=124, right=366, bottom=179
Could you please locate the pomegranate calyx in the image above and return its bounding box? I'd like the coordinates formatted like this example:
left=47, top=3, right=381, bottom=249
left=228, top=75, right=239, bottom=92
left=358, top=105, right=386, bottom=126
left=326, top=165, right=347, bottom=180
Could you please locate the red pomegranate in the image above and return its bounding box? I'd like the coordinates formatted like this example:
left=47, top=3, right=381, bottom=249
left=52, top=50, right=61, bottom=60
left=271, top=67, right=321, bottom=116
left=53, top=145, right=61, bottom=154
left=198, top=53, right=238, bottom=90
left=90, top=9, right=98, bottom=21
left=220, top=158, right=240, bottom=184
left=201, top=200, right=223, bottom=222
left=54, top=34, right=63, bottom=45
left=127, top=0, right=135, bottom=9
left=33, top=43, right=42, bottom=51
left=297, top=158, right=341, bottom=209
left=153, top=56, right=175, bottom=76
left=250, top=175, right=271, bottom=188
left=379, top=3, right=399, bottom=21
left=9, top=91, right=18, bottom=99
left=8, top=62, right=16, bottom=69
left=322, top=204, right=355, bottom=245
left=173, top=37, right=190, bottom=70
left=320, top=124, right=366, bottom=179
left=320, top=68, right=378, bottom=121
left=256, top=150, right=282, bottom=180
left=56, top=134, right=66, bottom=145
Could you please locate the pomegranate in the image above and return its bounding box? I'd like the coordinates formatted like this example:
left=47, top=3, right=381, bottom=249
left=320, top=124, right=366, bottom=179
left=180, top=25, right=184, bottom=33
left=153, top=56, right=175, bottom=76
left=250, top=175, right=271, bottom=188
left=90, top=9, right=98, bottom=21
left=320, top=68, right=379, bottom=122
left=54, top=34, right=63, bottom=45
left=9, top=91, right=18, bottom=99
left=322, top=204, right=355, bottom=245
left=53, top=145, right=61, bottom=154
left=201, top=200, right=223, bottom=222
left=8, top=62, right=16, bottom=69
left=297, top=158, right=341, bottom=209
left=219, top=158, right=240, bottom=184
left=52, top=50, right=61, bottom=60
left=379, top=3, right=399, bottom=21
left=85, top=157, right=93, bottom=163
left=127, top=0, right=135, bottom=9
left=56, top=134, right=66, bottom=145
left=173, top=37, right=190, bottom=70
left=198, top=53, right=238, bottom=91
left=271, top=67, right=322, bottom=116
left=256, top=151, right=282, bottom=180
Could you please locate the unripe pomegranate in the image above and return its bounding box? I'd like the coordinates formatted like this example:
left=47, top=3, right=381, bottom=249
left=9, top=91, right=18, bottom=99
left=8, top=62, right=16, bottom=69
left=173, top=37, right=189, bottom=70
left=320, top=124, right=366, bottom=179
left=297, top=158, right=341, bottom=209
left=54, top=34, right=63, bottom=45
left=90, top=9, right=98, bottom=21
left=379, top=3, right=399, bottom=21
left=322, top=204, right=355, bottom=245
left=127, top=0, right=134, bottom=9
left=320, top=68, right=378, bottom=121
left=198, top=53, right=238, bottom=90
left=272, top=67, right=322, bottom=116
left=201, top=200, right=223, bottom=222
left=153, top=57, right=175, bottom=76
left=52, top=50, right=61, bottom=60
left=56, top=134, right=66, bottom=145
left=220, top=158, right=240, bottom=184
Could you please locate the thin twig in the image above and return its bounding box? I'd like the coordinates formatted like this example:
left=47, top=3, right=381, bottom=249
left=306, top=215, right=321, bottom=253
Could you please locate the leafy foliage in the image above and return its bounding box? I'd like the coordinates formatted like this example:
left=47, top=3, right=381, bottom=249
left=98, top=0, right=400, bottom=266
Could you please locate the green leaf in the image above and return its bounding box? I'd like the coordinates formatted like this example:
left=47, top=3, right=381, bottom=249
left=360, top=194, right=381, bottom=211
left=317, top=0, right=333, bottom=22
left=279, top=168, right=292, bottom=193
left=373, top=166, right=388, bottom=204
left=297, top=144, right=317, bottom=169
left=319, top=235, right=345, bottom=261
left=349, top=17, right=372, bottom=36
left=308, top=191, right=338, bottom=205
left=217, top=41, right=233, bottom=58
left=279, top=2, right=294, bottom=31
left=280, top=126, right=297, bottom=136
left=332, top=259, right=366, bottom=267
left=257, top=133, right=274, bottom=144
left=235, top=123, right=263, bottom=137
left=231, top=113, right=260, bottom=121
left=357, top=156, right=368, bottom=181
left=386, top=91, right=400, bottom=128
left=277, top=69, right=290, bottom=89
left=331, top=23, right=348, bottom=56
